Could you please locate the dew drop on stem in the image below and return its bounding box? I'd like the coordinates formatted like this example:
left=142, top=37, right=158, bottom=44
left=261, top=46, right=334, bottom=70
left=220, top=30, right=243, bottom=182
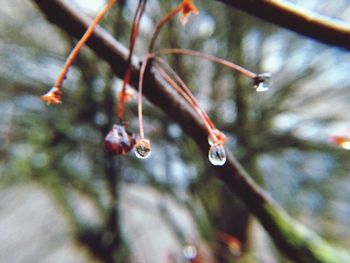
left=208, top=129, right=227, bottom=146
left=254, top=73, right=271, bottom=92
left=135, top=138, right=151, bottom=159
left=208, top=144, right=226, bottom=166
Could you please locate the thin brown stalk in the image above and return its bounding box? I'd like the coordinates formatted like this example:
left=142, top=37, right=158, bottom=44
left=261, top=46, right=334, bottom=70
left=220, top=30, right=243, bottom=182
left=54, top=0, right=117, bottom=90
left=157, top=48, right=257, bottom=78
left=155, top=63, right=215, bottom=139
left=155, top=57, right=215, bottom=130
left=148, top=6, right=182, bottom=52
left=118, top=0, right=146, bottom=120
left=137, top=53, right=154, bottom=139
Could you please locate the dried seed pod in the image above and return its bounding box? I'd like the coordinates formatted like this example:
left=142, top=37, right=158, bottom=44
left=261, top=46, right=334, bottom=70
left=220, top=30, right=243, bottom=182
left=104, top=123, right=135, bottom=155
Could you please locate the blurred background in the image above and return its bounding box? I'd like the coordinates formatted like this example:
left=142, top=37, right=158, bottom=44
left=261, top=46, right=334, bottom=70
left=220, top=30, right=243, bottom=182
left=0, top=0, right=350, bottom=262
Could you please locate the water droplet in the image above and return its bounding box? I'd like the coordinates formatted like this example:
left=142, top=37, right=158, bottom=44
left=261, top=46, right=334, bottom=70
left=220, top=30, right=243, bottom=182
left=208, top=129, right=227, bottom=146
left=135, top=138, right=151, bottom=159
left=254, top=73, right=271, bottom=92
left=183, top=245, right=197, bottom=260
left=104, top=123, right=135, bottom=155
left=208, top=144, right=226, bottom=166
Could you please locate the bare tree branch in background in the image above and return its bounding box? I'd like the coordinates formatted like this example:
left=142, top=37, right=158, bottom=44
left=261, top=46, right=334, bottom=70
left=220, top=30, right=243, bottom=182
left=216, top=0, right=350, bottom=50
left=31, top=0, right=350, bottom=262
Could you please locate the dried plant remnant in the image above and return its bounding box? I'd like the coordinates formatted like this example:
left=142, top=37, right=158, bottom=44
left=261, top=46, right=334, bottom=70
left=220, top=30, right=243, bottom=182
left=41, top=86, right=62, bottom=105
left=104, top=123, right=136, bottom=155
left=41, top=0, right=117, bottom=104
left=179, top=0, right=199, bottom=25
left=148, top=0, right=199, bottom=52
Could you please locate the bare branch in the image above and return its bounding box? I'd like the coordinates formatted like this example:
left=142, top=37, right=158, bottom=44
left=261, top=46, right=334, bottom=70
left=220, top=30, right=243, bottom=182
left=216, top=0, right=350, bottom=50
left=32, top=0, right=350, bottom=262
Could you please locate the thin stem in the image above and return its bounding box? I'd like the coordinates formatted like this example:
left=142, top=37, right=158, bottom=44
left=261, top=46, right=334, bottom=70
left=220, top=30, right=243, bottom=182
left=137, top=2, right=186, bottom=139
left=128, top=0, right=147, bottom=66
left=118, top=69, right=131, bottom=120
left=136, top=2, right=182, bottom=137
left=157, top=48, right=257, bottom=78
left=155, top=57, right=215, bottom=129
left=117, top=0, right=146, bottom=121
left=155, top=62, right=216, bottom=140
left=148, top=6, right=182, bottom=52
left=54, top=0, right=117, bottom=89
left=138, top=54, right=154, bottom=139
left=138, top=53, right=215, bottom=141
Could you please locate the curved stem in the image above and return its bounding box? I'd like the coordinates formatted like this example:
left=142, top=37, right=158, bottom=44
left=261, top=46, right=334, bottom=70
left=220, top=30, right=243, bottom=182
left=155, top=63, right=216, bottom=140
left=54, top=0, right=117, bottom=89
left=148, top=6, right=182, bottom=52
left=138, top=54, right=154, bottom=139
left=117, top=0, right=146, bottom=121
left=157, top=48, right=257, bottom=78
left=155, top=57, right=215, bottom=130
left=138, top=53, right=216, bottom=140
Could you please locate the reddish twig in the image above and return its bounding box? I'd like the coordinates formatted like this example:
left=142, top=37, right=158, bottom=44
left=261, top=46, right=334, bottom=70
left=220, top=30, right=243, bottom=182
left=157, top=48, right=257, bottom=78
left=42, top=0, right=117, bottom=104
left=117, top=0, right=146, bottom=121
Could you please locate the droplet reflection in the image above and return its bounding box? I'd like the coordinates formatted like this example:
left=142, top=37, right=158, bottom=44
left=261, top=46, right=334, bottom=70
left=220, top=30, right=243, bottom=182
left=254, top=73, right=271, bottom=92
left=183, top=245, right=197, bottom=260
left=134, top=138, right=151, bottom=159
left=208, top=144, right=226, bottom=166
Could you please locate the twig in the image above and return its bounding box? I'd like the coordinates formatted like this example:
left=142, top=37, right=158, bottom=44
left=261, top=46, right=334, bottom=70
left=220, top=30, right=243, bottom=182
left=56, top=0, right=117, bottom=88
left=118, top=0, right=146, bottom=120
left=217, top=0, right=350, bottom=50
left=157, top=48, right=256, bottom=78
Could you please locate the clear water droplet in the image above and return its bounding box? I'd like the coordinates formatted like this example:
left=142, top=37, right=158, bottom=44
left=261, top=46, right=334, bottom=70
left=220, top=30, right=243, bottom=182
left=104, top=123, right=135, bottom=155
left=183, top=245, right=197, bottom=260
left=208, top=144, right=226, bottom=166
left=208, top=129, right=227, bottom=146
left=135, top=138, right=151, bottom=159
left=254, top=73, right=271, bottom=92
